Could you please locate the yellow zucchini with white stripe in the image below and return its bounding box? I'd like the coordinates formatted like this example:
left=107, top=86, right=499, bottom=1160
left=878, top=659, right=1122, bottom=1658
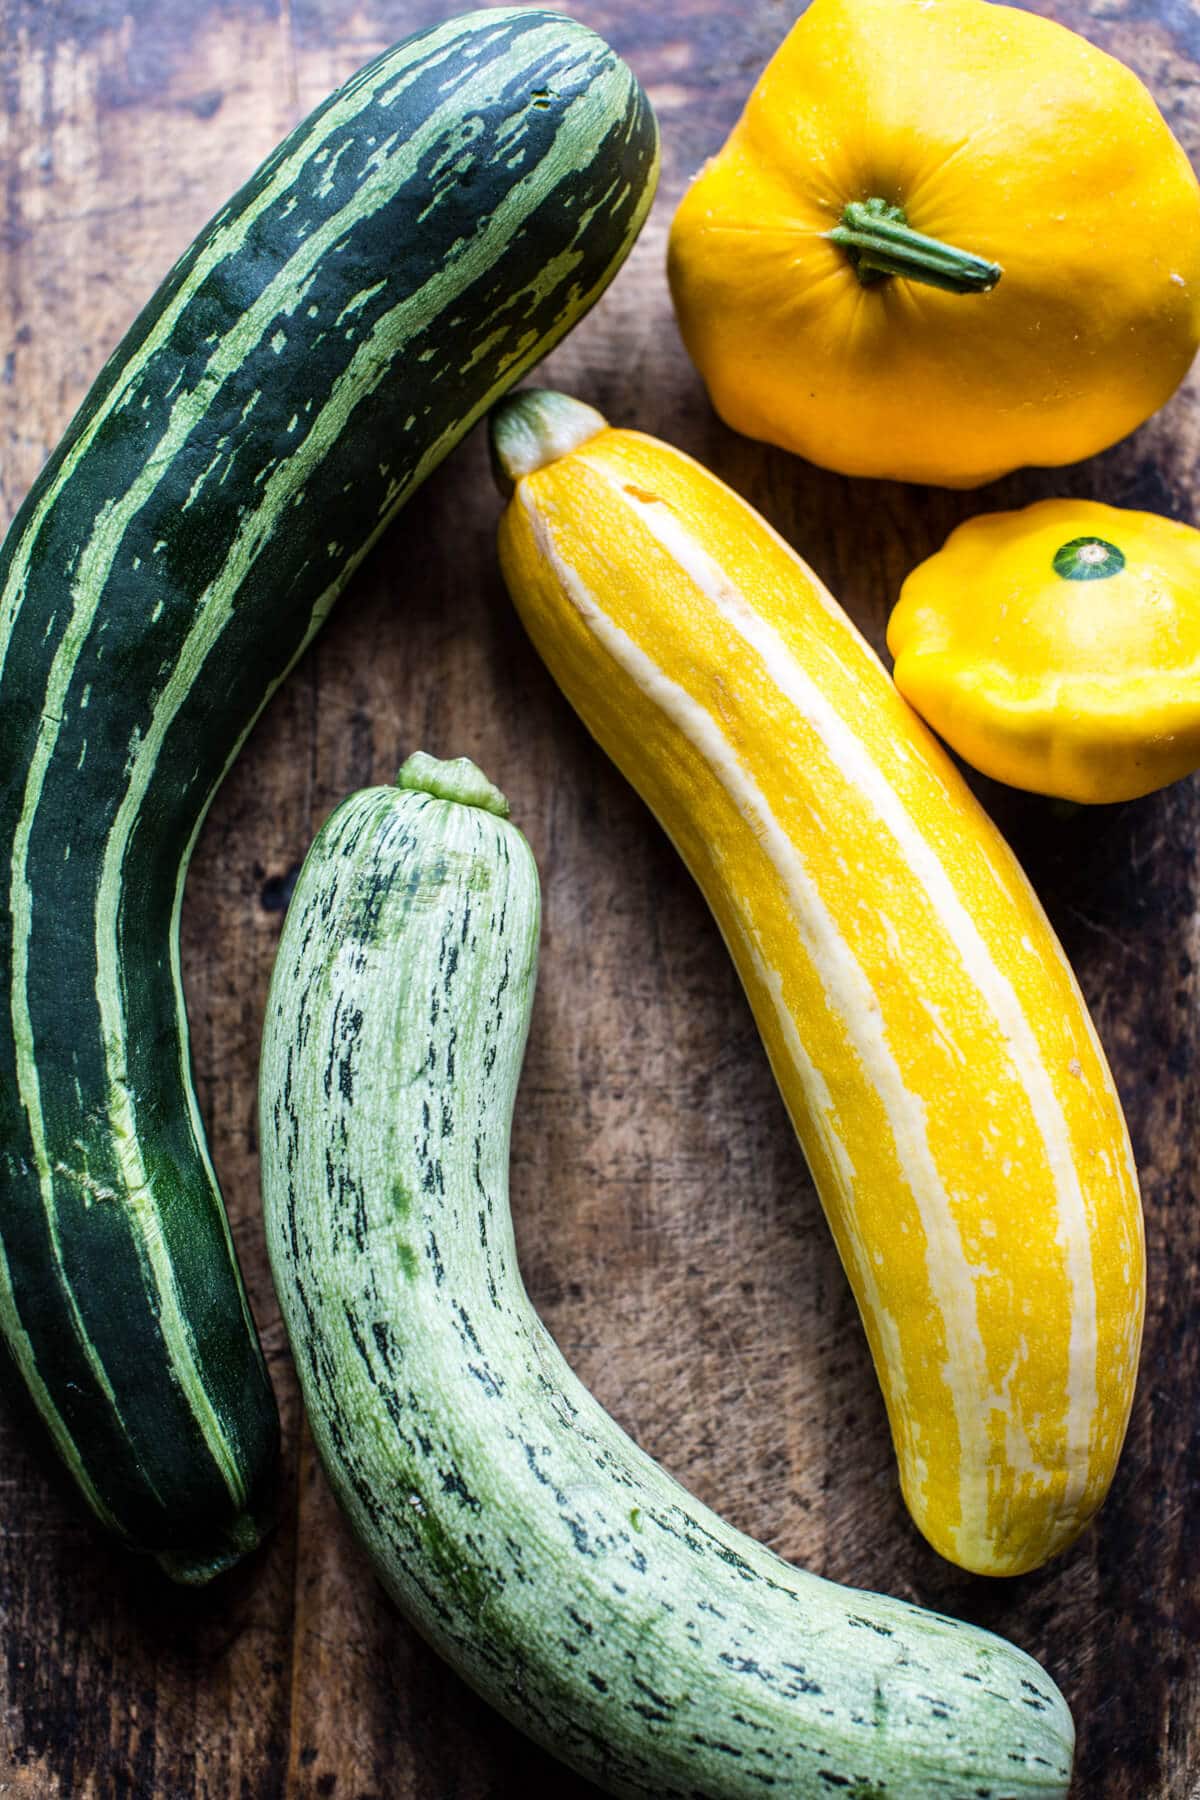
left=489, top=389, right=1145, bottom=1578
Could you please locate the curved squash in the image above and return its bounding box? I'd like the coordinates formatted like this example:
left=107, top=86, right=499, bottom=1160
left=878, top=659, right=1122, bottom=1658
left=489, top=389, right=1145, bottom=1578
left=0, top=18, right=657, bottom=1578
left=259, top=751, right=1075, bottom=1798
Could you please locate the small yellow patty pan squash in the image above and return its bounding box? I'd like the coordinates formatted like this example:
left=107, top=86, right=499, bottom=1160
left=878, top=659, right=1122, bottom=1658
left=667, top=0, right=1200, bottom=488
left=888, top=499, right=1200, bottom=803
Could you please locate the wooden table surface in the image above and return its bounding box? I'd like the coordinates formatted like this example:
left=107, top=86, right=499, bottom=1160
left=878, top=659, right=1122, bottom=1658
left=1, top=0, right=1198, bottom=1794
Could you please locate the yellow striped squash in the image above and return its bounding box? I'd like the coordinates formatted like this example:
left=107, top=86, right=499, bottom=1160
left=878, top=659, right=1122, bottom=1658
left=489, top=388, right=1145, bottom=1578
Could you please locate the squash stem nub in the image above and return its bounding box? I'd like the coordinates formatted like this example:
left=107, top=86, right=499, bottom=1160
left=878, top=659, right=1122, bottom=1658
left=396, top=751, right=510, bottom=817
left=489, top=388, right=608, bottom=495
left=1052, top=537, right=1126, bottom=581
left=828, top=198, right=1001, bottom=294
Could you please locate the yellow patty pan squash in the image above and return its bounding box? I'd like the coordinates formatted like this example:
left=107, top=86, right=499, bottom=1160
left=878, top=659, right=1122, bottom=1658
left=889, top=498, right=1200, bottom=803
left=667, top=0, right=1200, bottom=487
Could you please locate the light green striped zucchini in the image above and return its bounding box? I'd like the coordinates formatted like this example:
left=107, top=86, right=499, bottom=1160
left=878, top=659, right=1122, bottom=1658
left=0, top=10, right=658, bottom=1579
left=260, top=751, right=1075, bottom=1799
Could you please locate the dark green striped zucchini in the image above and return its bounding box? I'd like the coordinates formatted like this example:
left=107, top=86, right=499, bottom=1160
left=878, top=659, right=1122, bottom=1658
left=260, top=752, right=1075, bottom=1799
left=0, top=11, right=658, bottom=1580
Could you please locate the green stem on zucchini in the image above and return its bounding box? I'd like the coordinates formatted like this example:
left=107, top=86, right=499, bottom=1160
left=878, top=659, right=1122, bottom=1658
left=397, top=751, right=510, bottom=817
left=827, top=198, right=1002, bottom=294
left=490, top=388, right=608, bottom=493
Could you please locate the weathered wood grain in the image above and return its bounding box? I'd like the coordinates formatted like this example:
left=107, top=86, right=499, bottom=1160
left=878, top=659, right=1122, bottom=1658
left=0, top=0, right=1197, bottom=1794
